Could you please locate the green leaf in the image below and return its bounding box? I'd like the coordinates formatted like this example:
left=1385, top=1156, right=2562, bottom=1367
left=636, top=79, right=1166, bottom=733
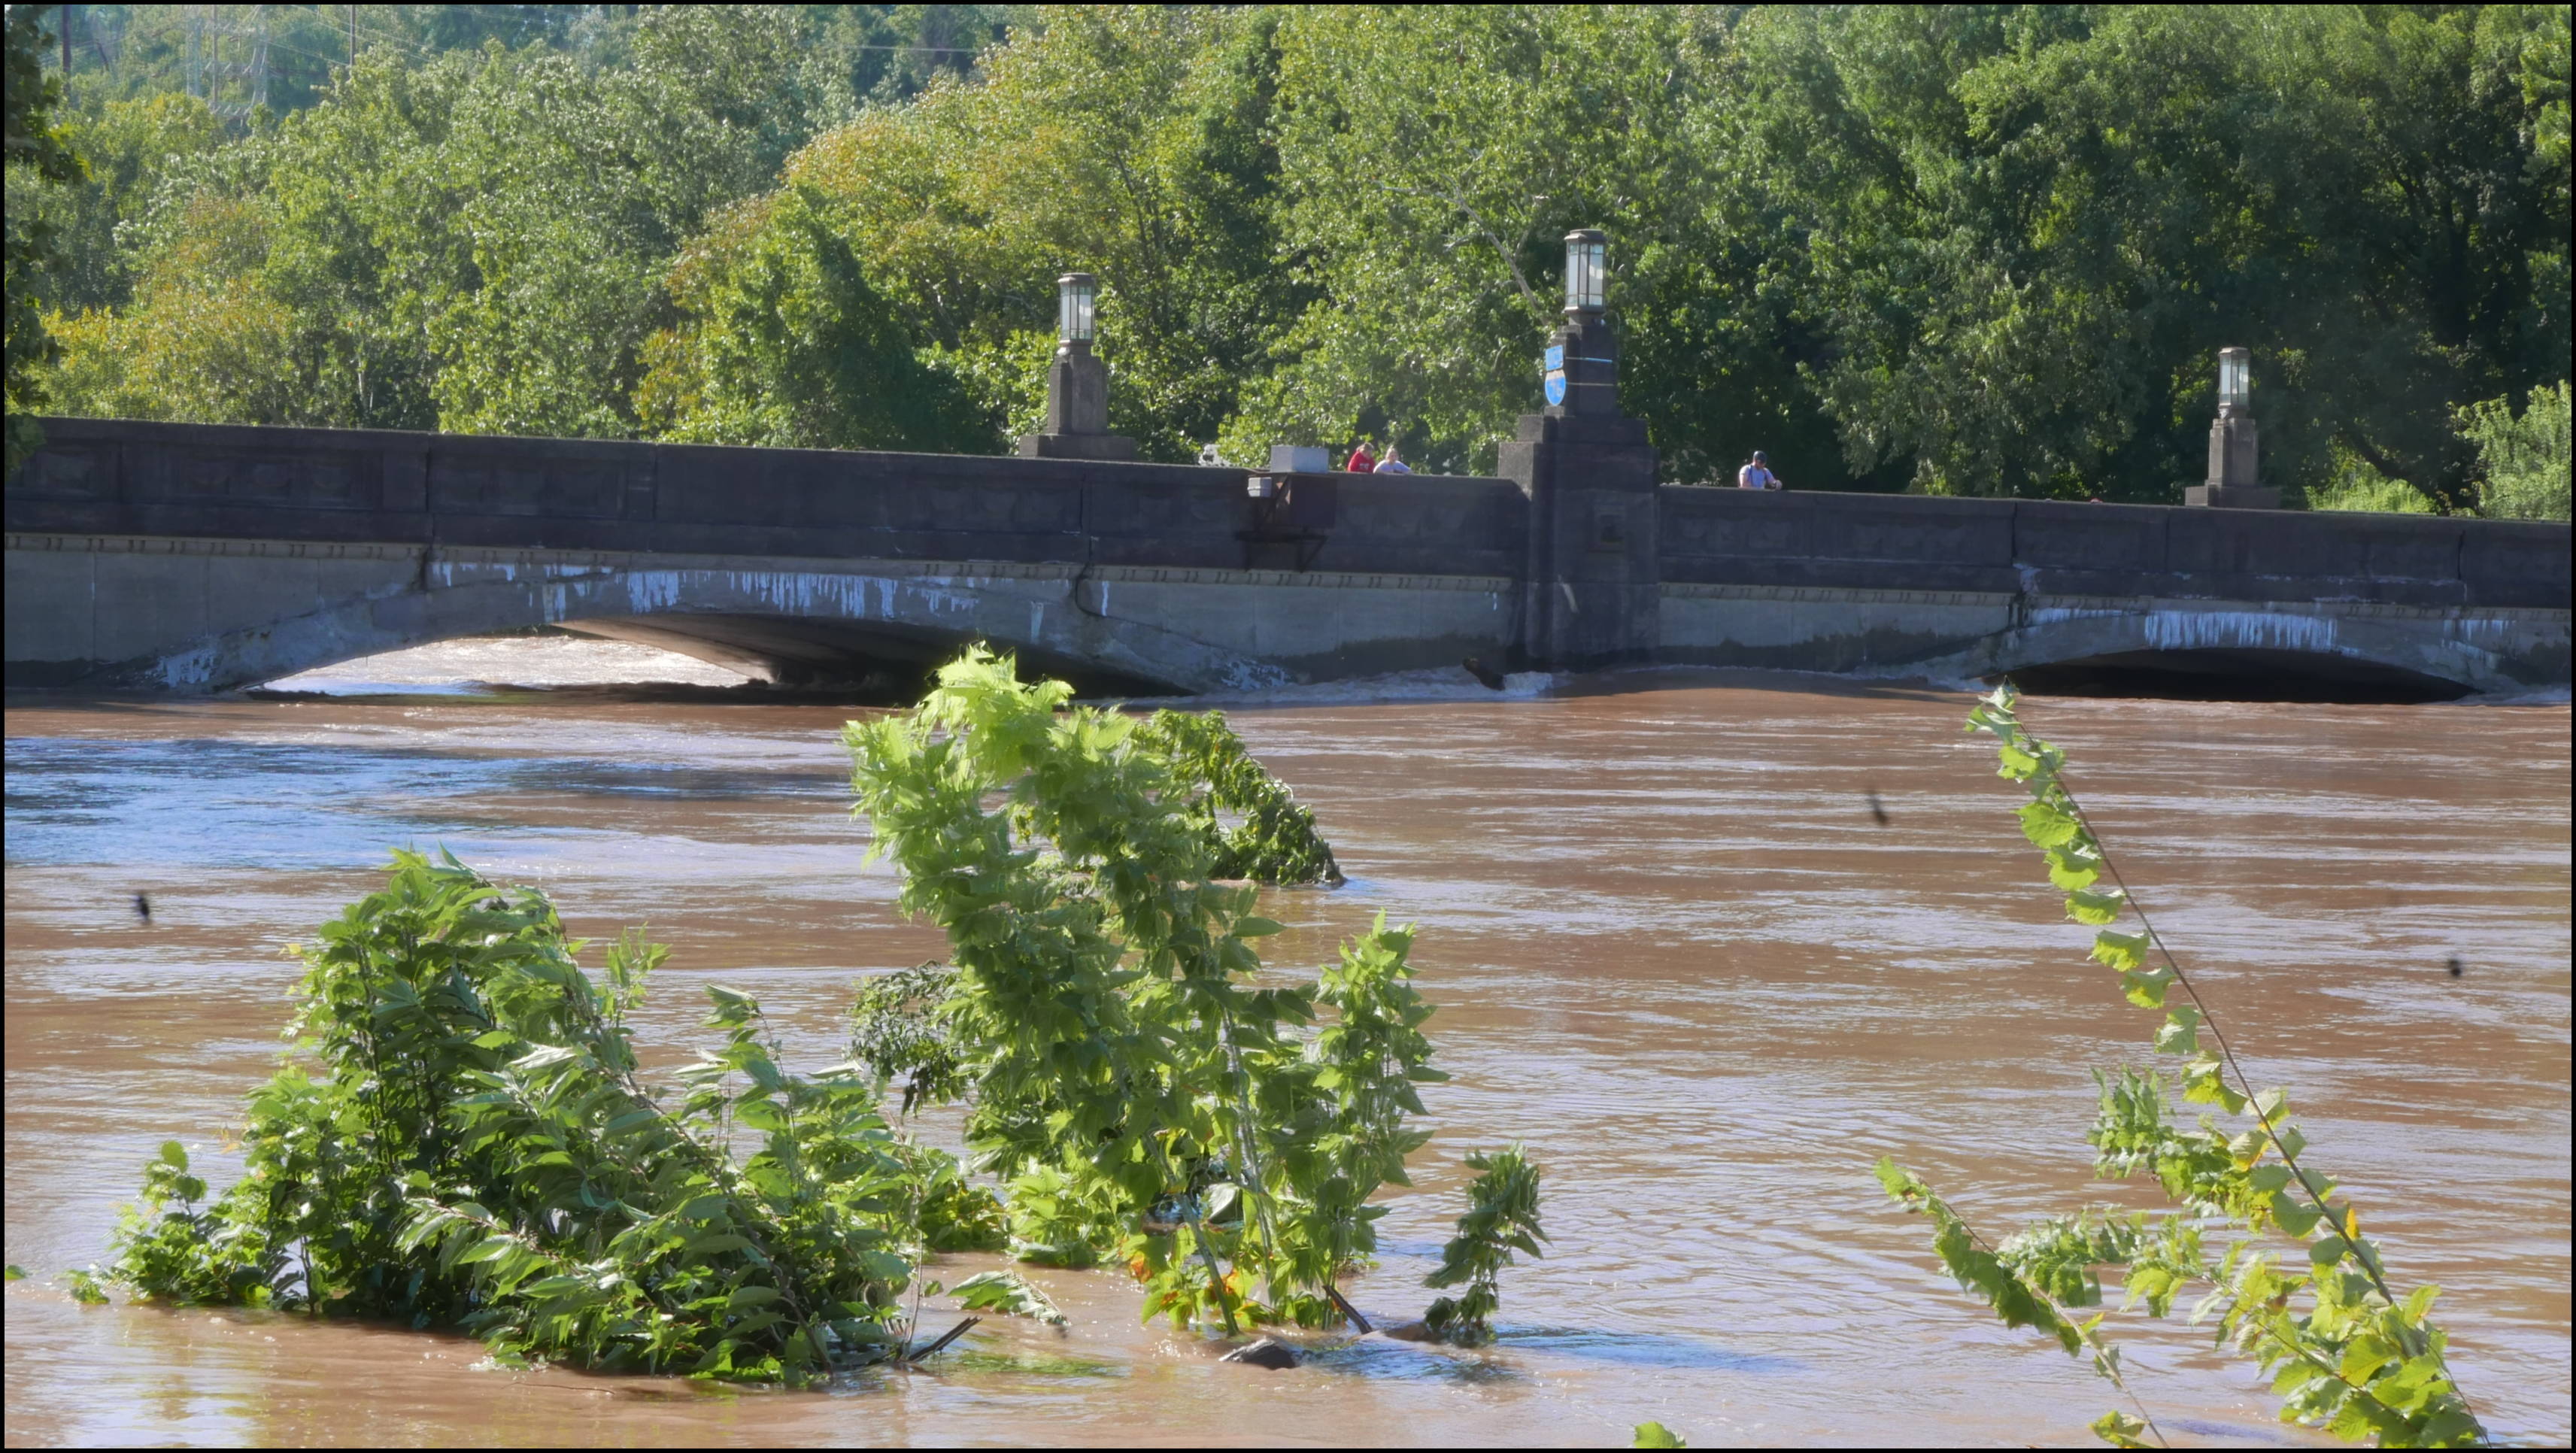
left=2019, top=799, right=2086, bottom=849
left=2180, top=1057, right=2247, bottom=1113
left=2091, top=930, right=2148, bottom=972
left=1230, top=916, right=1285, bottom=938
left=1632, top=1423, right=1687, bottom=1448
left=2089, top=1409, right=2151, bottom=1448
left=2117, top=967, right=2176, bottom=1008
left=952, top=1269, right=1068, bottom=1326
left=2046, top=847, right=2104, bottom=891
left=157, top=1139, right=189, bottom=1170
left=2415, top=1408, right=2484, bottom=1446
left=457, top=1236, right=516, bottom=1266
left=2153, top=1006, right=2200, bottom=1057
left=2065, top=887, right=2127, bottom=925
left=2269, top=1192, right=2322, bottom=1237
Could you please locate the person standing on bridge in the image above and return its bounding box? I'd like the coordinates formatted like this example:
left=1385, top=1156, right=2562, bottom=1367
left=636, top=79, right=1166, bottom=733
left=1374, top=441, right=1413, bottom=475
left=1737, top=450, right=1781, bottom=490
left=1345, top=438, right=1378, bottom=473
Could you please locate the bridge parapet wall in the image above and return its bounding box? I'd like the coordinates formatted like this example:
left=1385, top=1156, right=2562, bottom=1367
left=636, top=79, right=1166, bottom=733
left=1656, top=487, right=2568, bottom=609
left=7, top=417, right=1526, bottom=578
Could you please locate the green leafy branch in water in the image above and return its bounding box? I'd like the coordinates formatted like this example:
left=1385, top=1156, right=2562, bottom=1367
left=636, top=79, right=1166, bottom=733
left=102, top=850, right=982, bottom=1382
left=1134, top=708, right=1346, bottom=886
left=848, top=962, right=969, bottom=1115
left=845, top=647, right=1501, bottom=1334
left=951, top=1269, right=1068, bottom=1326
left=1422, top=1145, right=1546, bottom=1346
left=1877, top=684, right=2486, bottom=1448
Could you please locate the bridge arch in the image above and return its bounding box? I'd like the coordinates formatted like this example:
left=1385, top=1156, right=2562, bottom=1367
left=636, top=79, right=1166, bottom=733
left=126, top=548, right=1299, bottom=696
left=1952, top=599, right=2554, bottom=700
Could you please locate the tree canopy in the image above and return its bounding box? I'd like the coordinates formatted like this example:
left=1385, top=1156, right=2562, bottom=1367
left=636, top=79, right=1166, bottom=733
left=10, top=4, right=2568, bottom=508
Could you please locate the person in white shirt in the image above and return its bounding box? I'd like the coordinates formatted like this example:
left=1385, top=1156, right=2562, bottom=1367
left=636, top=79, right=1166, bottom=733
left=1737, top=450, right=1781, bottom=490
left=1375, top=442, right=1413, bottom=475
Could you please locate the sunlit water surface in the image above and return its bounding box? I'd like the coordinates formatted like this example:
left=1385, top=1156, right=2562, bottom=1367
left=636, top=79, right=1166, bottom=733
left=5, top=650, right=2568, bottom=1447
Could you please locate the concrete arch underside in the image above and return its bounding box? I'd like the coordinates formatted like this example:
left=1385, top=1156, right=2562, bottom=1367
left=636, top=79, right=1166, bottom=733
left=1657, top=585, right=2571, bottom=698
left=2, top=536, right=1522, bottom=695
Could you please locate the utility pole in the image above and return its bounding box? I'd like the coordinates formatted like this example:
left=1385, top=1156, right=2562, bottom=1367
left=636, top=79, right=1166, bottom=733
left=348, top=5, right=356, bottom=71
left=62, top=4, right=73, bottom=76
left=251, top=3, right=269, bottom=113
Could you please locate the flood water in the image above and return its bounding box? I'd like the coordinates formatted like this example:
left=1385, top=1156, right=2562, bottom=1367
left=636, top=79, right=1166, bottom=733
left=5, top=648, right=2569, bottom=1447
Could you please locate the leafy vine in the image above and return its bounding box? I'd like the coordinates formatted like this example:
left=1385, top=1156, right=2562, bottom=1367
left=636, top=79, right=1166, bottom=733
left=1878, top=685, right=2486, bottom=1448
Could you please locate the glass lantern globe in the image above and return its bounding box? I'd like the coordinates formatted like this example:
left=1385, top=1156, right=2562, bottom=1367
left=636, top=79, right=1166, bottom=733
left=1564, top=230, right=1607, bottom=314
left=1057, top=273, right=1097, bottom=346
left=2218, top=347, right=2251, bottom=411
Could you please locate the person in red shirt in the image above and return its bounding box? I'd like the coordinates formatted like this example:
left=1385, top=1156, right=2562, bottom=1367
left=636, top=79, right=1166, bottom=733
left=1345, top=439, right=1378, bottom=472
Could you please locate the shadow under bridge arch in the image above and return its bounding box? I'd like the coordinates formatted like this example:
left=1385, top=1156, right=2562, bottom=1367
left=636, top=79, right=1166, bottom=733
left=531, top=560, right=1286, bottom=697
left=1967, top=599, right=2541, bottom=702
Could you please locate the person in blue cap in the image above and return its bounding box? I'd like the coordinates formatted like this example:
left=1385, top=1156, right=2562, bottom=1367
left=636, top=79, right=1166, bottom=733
left=1736, top=450, right=1782, bottom=490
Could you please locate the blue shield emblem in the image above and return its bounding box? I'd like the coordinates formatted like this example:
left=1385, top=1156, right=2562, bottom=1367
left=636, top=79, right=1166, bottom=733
left=1543, top=369, right=1567, bottom=406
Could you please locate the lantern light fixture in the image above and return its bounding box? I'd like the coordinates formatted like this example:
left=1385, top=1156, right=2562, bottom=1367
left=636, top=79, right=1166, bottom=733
left=1564, top=229, right=1606, bottom=315
left=2217, top=346, right=2251, bottom=413
left=1057, top=272, right=1097, bottom=347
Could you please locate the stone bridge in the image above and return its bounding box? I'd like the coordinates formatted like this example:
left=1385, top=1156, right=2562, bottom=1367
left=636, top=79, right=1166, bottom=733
left=5, top=416, right=2567, bottom=698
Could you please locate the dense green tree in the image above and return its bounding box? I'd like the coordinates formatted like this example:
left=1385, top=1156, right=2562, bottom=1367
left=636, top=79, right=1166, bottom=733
left=43, top=5, right=851, bottom=435
left=49, top=5, right=1006, bottom=117
left=7, top=3, right=86, bottom=473
left=1724, top=5, right=2570, bottom=502
left=5, top=90, right=224, bottom=314
left=770, top=4, right=1309, bottom=460
left=22, top=3, right=2570, bottom=504
left=637, top=187, right=993, bottom=450
left=1233, top=5, right=1697, bottom=474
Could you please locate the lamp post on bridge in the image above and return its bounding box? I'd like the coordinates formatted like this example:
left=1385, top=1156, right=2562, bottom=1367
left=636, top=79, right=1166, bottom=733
left=1500, top=227, right=1661, bottom=671
left=2185, top=346, right=2275, bottom=508
left=1546, top=229, right=1618, bottom=417
left=1018, top=271, right=1135, bottom=461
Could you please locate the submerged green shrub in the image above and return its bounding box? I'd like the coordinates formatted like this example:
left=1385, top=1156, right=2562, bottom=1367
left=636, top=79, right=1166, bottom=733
left=108, top=850, right=942, bottom=1382
left=1135, top=708, right=1346, bottom=886
left=1422, top=1145, right=1547, bottom=1346
left=848, top=961, right=969, bottom=1114
left=845, top=647, right=1463, bottom=1330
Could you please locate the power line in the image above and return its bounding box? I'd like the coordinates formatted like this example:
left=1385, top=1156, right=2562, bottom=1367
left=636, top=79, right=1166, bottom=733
left=277, top=3, right=434, bottom=61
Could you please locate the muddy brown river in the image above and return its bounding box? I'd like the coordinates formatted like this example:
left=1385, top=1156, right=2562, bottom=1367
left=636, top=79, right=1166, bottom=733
left=5, top=660, right=2568, bottom=1446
